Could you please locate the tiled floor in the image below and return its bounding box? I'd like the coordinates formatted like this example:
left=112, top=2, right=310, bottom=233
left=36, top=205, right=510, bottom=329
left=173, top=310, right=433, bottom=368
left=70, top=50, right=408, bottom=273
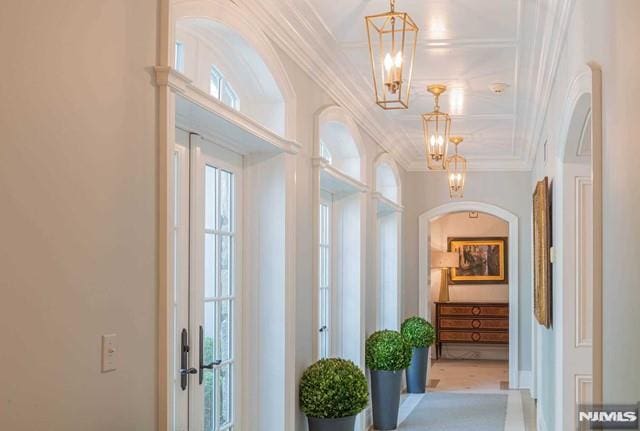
left=422, top=359, right=537, bottom=431
left=429, top=358, right=509, bottom=392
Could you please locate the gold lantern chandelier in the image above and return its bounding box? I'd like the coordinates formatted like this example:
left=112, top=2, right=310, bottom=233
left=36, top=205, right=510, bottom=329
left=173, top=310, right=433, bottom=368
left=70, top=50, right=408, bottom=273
left=446, top=136, right=467, bottom=198
left=365, top=0, right=419, bottom=110
left=422, top=84, right=452, bottom=170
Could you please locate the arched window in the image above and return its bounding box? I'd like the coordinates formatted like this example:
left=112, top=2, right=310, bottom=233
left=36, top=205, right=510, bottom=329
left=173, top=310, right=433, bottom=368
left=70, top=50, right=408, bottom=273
left=168, top=3, right=298, bottom=430
left=209, top=65, right=239, bottom=110
left=173, top=17, right=289, bottom=136
left=315, top=106, right=366, bottom=366
left=374, top=157, right=402, bottom=330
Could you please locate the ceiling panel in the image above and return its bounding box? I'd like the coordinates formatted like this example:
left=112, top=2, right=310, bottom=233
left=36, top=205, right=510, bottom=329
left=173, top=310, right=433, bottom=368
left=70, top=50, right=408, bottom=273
left=312, top=0, right=519, bottom=43
left=303, top=0, right=531, bottom=169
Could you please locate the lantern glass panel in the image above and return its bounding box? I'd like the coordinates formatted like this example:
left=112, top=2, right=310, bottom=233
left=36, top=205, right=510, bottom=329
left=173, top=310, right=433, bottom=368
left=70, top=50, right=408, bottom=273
left=365, top=11, right=418, bottom=110
left=422, top=111, right=451, bottom=170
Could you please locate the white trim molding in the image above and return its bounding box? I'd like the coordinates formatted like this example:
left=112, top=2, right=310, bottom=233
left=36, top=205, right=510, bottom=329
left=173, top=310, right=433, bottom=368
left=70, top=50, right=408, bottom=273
left=418, top=201, right=520, bottom=388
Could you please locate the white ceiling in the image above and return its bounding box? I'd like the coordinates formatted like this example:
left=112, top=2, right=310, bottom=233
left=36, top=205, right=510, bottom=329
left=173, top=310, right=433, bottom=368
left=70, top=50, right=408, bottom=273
left=238, top=0, right=573, bottom=171
left=306, top=0, right=524, bottom=168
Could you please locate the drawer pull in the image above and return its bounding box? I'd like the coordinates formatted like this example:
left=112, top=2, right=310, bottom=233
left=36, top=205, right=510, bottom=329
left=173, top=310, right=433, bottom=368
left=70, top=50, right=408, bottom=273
left=472, top=306, right=481, bottom=315
left=472, top=319, right=481, bottom=329
left=471, top=332, right=481, bottom=342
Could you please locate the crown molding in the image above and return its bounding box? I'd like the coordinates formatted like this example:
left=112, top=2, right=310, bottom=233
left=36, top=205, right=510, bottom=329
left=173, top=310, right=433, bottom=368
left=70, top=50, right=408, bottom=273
left=521, top=0, right=576, bottom=168
left=238, top=0, right=414, bottom=170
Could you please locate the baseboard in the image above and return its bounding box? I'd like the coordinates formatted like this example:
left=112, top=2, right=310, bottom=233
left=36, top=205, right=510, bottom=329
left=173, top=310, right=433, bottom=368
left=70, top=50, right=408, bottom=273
left=363, top=407, right=372, bottom=430
left=518, top=371, right=532, bottom=389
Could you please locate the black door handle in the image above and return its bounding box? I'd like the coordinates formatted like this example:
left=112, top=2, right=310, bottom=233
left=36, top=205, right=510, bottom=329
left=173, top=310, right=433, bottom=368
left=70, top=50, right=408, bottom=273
left=199, top=326, right=222, bottom=384
left=180, top=329, right=190, bottom=390
left=201, top=360, right=222, bottom=370
left=180, top=367, right=198, bottom=375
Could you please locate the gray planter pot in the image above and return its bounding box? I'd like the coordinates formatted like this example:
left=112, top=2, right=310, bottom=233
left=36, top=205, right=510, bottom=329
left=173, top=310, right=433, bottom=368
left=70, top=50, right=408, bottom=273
left=307, top=415, right=356, bottom=431
left=406, top=346, right=429, bottom=393
left=370, top=369, right=402, bottom=430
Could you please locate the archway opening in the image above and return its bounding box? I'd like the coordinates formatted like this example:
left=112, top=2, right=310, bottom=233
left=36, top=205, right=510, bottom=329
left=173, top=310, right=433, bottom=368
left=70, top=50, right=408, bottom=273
left=418, top=202, right=519, bottom=389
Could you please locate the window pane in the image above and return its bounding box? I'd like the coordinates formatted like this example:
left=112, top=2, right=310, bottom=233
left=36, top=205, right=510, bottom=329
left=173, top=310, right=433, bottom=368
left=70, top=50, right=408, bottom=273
left=220, top=300, right=232, bottom=362
left=204, top=302, right=217, bottom=431
left=221, top=82, right=237, bottom=109
left=210, top=66, right=221, bottom=99
left=219, top=170, right=233, bottom=232
left=205, top=166, right=217, bottom=231
left=217, top=364, right=232, bottom=427
left=220, top=236, right=232, bottom=297
left=174, top=42, right=185, bottom=73
left=205, top=234, right=216, bottom=298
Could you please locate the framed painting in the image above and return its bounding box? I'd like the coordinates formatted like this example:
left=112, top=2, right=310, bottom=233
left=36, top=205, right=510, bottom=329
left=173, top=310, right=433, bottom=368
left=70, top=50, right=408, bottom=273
left=447, top=237, right=508, bottom=285
left=533, top=176, right=552, bottom=328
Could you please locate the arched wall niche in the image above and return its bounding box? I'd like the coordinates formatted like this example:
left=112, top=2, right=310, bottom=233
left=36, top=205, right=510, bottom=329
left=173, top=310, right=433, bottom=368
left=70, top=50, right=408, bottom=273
left=559, top=70, right=594, bottom=164
left=373, top=153, right=401, bottom=204
left=171, top=0, right=297, bottom=139
left=315, top=105, right=366, bottom=182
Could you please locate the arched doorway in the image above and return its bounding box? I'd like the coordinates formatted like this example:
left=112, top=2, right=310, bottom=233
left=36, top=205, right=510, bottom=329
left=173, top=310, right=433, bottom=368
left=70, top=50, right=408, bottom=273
left=418, top=201, right=520, bottom=387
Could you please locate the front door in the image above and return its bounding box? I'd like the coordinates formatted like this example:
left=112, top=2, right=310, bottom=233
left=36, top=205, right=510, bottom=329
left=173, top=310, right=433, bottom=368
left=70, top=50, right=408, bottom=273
left=173, top=130, right=242, bottom=431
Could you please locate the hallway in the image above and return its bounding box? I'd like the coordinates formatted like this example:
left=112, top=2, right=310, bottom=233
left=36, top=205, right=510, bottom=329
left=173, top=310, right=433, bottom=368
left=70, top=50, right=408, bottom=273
left=396, top=360, right=535, bottom=431
left=3, top=1, right=640, bottom=431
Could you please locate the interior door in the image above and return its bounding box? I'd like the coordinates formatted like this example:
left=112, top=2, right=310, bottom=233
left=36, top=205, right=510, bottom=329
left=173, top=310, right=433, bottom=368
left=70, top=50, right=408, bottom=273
left=173, top=130, right=242, bottom=431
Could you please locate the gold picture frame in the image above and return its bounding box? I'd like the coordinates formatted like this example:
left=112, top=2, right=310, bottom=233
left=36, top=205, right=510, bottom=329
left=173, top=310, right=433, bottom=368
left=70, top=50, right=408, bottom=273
left=533, top=177, right=552, bottom=328
left=447, top=237, right=508, bottom=284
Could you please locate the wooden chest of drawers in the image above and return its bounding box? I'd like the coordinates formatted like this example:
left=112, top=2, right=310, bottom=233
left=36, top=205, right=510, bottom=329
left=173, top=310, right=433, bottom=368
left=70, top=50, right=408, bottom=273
left=434, top=301, right=509, bottom=359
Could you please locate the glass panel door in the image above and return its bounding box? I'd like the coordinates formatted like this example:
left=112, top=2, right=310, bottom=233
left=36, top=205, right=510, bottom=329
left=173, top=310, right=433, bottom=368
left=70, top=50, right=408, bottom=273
left=318, top=196, right=332, bottom=359
left=172, top=132, right=241, bottom=431
left=200, top=165, right=236, bottom=431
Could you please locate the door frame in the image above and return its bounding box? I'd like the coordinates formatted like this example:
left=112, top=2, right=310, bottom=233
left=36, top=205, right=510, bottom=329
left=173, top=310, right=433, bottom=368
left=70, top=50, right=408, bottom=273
left=418, top=201, right=520, bottom=388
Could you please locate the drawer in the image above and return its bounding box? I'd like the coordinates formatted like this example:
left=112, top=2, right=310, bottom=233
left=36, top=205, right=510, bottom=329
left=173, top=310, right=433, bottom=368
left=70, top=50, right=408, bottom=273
left=439, top=304, right=508, bottom=318
left=438, top=331, right=509, bottom=344
left=439, top=318, right=509, bottom=331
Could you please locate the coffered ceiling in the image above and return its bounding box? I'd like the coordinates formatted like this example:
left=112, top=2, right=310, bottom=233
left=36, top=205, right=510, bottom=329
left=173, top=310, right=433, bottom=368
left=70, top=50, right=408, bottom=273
left=240, top=0, right=574, bottom=171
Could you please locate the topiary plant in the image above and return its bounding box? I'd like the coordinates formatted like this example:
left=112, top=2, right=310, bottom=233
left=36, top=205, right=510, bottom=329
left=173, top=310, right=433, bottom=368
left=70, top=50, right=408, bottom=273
left=401, top=316, right=436, bottom=348
left=299, top=358, right=369, bottom=419
left=365, top=330, right=412, bottom=371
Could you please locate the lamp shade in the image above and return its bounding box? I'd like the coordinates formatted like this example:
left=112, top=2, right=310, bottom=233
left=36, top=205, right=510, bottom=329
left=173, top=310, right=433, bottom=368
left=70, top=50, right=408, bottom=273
left=431, top=251, right=459, bottom=269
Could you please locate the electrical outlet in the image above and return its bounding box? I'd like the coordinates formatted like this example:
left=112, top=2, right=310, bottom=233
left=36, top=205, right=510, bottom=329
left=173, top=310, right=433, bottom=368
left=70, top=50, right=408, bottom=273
left=102, top=334, right=117, bottom=372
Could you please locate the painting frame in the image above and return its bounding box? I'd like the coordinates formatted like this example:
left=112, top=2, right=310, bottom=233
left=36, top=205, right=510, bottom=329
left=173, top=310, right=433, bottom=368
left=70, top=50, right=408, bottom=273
left=533, top=176, right=552, bottom=328
left=447, top=237, right=508, bottom=285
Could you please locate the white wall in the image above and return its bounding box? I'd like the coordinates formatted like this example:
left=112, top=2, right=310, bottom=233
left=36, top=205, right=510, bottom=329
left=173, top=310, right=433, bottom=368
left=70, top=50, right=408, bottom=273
left=530, top=2, right=640, bottom=430
left=403, top=171, right=532, bottom=373
left=0, top=1, right=158, bottom=430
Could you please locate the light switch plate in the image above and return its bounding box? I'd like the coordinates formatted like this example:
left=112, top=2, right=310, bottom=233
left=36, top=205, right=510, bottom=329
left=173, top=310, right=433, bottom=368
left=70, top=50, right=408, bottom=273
left=102, top=334, right=117, bottom=372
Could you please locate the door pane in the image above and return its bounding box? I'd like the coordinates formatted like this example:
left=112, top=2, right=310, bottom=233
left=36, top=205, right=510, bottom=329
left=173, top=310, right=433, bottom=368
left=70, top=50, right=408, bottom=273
left=219, top=170, right=232, bottom=232
left=218, top=364, right=232, bottom=427
left=205, top=166, right=218, bottom=231
left=220, top=236, right=232, bottom=297
left=204, top=302, right=217, bottom=431
left=220, top=300, right=232, bottom=362
left=205, top=234, right=217, bottom=298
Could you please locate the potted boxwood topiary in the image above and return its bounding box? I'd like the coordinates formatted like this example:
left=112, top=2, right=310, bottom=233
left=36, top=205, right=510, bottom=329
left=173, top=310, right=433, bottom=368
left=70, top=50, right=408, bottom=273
left=365, top=330, right=412, bottom=430
left=299, top=358, right=369, bottom=431
left=401, top=316, right=436, bottom=393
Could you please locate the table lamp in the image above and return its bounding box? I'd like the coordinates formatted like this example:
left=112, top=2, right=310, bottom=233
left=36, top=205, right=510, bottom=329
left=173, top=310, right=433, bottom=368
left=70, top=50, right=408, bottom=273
left=431, top=251, right=459, bottom=302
